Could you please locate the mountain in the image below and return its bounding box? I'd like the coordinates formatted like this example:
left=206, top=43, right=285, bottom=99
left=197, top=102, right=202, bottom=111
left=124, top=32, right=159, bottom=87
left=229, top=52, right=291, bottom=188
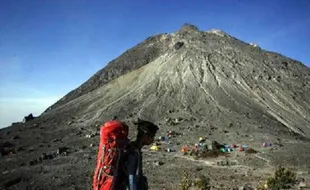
left=46, top=23, right=310, bottom=138
left=1, top=24, right=310, bottom=189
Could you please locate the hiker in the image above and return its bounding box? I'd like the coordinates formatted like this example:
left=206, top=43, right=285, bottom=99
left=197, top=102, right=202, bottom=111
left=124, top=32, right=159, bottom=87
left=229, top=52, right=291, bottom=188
left=125, top=119, right=159, bottom=190
left=93, top=119, right=159, bottom=190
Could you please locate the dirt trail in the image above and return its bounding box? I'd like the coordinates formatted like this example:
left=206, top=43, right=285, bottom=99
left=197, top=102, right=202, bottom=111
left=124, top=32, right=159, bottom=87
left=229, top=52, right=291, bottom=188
left=255, top=153, right=272, bottom=167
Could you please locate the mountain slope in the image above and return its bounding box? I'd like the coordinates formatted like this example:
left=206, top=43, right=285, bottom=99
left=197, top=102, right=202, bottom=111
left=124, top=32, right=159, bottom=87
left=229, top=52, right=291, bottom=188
left=47, top=33, right=173, bottom=110
left=45, top=24, right=310, bottom=138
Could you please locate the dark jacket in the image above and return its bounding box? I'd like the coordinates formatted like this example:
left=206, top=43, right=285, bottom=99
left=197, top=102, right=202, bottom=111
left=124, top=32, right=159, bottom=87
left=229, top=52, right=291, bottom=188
left=123, top=142, right=148, bottom=190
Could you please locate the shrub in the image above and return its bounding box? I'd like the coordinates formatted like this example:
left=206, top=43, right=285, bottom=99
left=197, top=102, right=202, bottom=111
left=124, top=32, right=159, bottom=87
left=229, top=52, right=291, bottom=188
left=200, top=149, right=227, bottom=158
left=256, top=166, right=296, bottom=190
left=193, top=175, right=211, bottom=190
left=245, top=148, right=258, bottom=154
left=180, top=170, right=211, bottom=190
left=180, top=170, right=192, bottom=190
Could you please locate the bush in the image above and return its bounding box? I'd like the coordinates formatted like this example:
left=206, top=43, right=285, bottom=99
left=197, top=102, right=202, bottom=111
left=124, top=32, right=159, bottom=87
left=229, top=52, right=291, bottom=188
left=180, top=170, right=211, bottom=190
left=256, top=166, right=296, bottom=190
left=200, top=149, right=227, bottom=158
left=193, top=175, right=211, bottom=190
left=245, top=148, right=258, bottom=154
left=180, top=170, right=192, bottom=190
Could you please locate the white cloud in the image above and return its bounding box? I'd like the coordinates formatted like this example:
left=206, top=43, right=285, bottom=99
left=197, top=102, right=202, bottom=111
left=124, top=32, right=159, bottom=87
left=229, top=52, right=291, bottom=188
left=0, top=97, right=60, bottom=128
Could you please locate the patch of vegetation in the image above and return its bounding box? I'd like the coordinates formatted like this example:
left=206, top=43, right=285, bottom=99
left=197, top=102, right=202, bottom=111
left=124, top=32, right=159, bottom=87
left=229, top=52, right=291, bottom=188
left=193, top=175, right=211, bottom=190
left=180, top=170, right=211, bottom=190
left=256, top=166, right=297, bottom=190
left=245, top=148, right=258, bottom=154
left=180, top=170, right=191, bottom=190
left=199, top=149, right=227, bottom=158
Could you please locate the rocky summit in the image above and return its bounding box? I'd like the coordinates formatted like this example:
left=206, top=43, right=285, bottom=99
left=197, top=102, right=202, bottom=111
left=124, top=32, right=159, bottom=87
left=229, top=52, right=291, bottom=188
left=1, top=24, right=310, bottom=189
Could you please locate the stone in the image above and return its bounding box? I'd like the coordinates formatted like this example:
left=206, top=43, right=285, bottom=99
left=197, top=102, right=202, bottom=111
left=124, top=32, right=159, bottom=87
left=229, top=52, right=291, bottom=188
left=57, top=147, right=69, bottom=155
left=12, top=135, right=20, bottom=140
left=153, top=161, right=164, bottom=166
left=53, top=138, right=61, bottom=142
left=174, top=42, right=184, bottom=50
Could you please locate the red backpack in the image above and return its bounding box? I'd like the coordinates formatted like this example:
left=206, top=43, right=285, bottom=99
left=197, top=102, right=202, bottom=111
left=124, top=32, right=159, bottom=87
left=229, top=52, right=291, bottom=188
left=93, top=120, right=130, bottom=190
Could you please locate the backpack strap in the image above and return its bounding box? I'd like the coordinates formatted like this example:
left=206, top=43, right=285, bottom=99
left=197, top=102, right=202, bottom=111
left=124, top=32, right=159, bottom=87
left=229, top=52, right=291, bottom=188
left=135, top=149, right=140, bottom=176
left=96, top=145, right=105, bottom=184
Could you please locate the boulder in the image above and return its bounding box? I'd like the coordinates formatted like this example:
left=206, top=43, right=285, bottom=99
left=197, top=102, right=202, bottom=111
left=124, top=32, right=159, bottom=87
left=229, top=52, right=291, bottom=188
left=23, top=113, right=35, bottom=122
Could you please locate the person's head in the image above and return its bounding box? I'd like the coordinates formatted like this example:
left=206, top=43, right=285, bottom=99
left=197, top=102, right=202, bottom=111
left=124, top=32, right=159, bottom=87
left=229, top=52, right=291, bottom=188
left=134, top=118, right=159, bottom=146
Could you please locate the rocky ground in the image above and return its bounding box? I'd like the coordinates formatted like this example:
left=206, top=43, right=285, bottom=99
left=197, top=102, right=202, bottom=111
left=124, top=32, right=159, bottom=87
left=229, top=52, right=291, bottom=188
left=1, top=118, right=310, bottom=190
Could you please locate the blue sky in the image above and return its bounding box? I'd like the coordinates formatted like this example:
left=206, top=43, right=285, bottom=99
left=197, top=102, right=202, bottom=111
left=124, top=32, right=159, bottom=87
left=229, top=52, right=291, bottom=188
left=0, top=0, right=309, bottom=128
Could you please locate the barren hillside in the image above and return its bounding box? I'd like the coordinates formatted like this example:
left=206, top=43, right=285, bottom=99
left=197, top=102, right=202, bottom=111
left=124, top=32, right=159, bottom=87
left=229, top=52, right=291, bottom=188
left=1, top=24, right=310, bottom=189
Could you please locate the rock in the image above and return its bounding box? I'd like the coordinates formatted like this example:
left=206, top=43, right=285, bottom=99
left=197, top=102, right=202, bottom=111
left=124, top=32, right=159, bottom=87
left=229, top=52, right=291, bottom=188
left=68, top=121, right=74, bottom=125
left=298, top=181, right=307, bottom=188
left=29, top=159, right=38, bottom=166
left=17, top=146, right=25, bottom=151
left=153, top=161, right=164, bottom=166
left=28, top=147, right=34, bottom=153
left=230, top=161, right=237, bottom=165
left=75, top=131, right=82, bottom=136
left=90, top=144, right=94, bottom=147
left=48, top=153, right=56, bottom=159
left=57, top=147, right=69, bottom=155
left=296, top=177, right=305, bottom=183
left=282, top=61, right=288, bottom=67
left=223, top=130, right=229, bottom=133
left=12, top=135, right=20, bottom=140
left=174, top=42, right=184, bottom=50
left=3, top=176, right=22, bottom=188
left=53, top=138, right=61, bottom=142
left=239, top=183, right=254, bottom=190
left=0, top=142, right=16, bottom=156
left=23, top=113, right=35, bottom=122
left=85, top=134, right=95, bottom=138
left=41, top=153, right=48, bottom=160
left=180, top=23, right=199, bottom=32
left=195, top=167, right=203, bottom=171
